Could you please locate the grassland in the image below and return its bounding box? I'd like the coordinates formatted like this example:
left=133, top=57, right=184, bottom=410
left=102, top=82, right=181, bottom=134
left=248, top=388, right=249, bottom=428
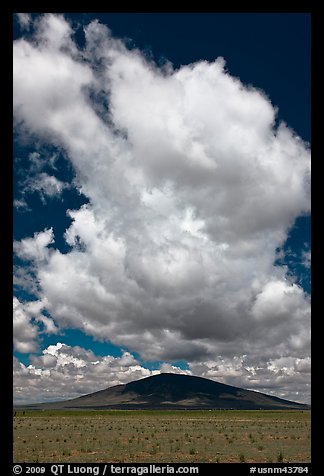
left=13, top=410, right=310, bottom=463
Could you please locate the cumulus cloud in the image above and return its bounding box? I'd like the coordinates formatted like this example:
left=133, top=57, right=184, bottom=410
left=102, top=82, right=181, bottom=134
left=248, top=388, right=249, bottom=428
left=190, top=355, right=311, bottom=404
left=13, top=297, right=39, bottom=353
left=13, top=343, right=190, bottom=404
left=13, top=14, right=311, bottom=402
left=13, top=342, right=309, bottom=405
left=14, top=228, right=55, bottom=262
left=13, top=297, right=58, bottom=353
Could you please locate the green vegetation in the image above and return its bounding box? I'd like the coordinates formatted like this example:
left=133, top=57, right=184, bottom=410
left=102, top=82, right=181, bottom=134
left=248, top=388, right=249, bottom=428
left=13, top=410, right=310, bottom=463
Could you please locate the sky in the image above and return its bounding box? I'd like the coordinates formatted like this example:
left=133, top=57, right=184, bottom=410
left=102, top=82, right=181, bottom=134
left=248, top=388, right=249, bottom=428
left=13, top=12, right=311, bottom=405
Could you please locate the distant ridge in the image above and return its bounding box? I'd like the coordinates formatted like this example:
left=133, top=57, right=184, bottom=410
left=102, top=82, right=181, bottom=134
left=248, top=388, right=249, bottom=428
left=19, top=373, right=309, bottom=410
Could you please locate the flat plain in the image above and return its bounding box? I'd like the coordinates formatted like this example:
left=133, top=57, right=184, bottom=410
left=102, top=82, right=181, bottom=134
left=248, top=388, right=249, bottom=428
left=13, top=410, right=310, bottom=463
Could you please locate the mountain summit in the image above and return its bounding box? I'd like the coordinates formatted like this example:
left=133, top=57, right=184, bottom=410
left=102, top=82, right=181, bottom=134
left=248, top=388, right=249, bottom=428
left=27, top=373, right=309, bottom=410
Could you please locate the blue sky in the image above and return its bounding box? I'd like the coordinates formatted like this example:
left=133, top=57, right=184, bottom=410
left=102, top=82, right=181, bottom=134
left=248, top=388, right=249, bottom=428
left=13, top=13, right=310, bottom=404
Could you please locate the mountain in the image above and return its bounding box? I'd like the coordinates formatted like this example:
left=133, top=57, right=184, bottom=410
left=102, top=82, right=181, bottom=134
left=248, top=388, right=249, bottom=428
left=23, top=373, right=309, bottom=410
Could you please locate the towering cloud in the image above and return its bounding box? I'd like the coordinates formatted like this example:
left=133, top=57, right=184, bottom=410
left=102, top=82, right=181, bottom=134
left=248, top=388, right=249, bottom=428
left=13, top=14, right=310, bottom=403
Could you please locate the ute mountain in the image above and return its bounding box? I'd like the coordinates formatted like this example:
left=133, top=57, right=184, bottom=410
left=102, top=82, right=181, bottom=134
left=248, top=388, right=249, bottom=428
left=25, top=373, right=308, bottom=410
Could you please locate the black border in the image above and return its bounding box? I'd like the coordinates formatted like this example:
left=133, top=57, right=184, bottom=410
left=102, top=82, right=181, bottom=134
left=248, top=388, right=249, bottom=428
left=6, top=3, right=317, bottom=475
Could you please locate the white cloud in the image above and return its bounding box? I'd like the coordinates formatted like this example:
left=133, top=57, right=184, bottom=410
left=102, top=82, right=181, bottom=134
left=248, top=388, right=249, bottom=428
left=15, top=150, right=65, bottom=204
left=189, top=355, right=311, bottom=404
left=16, top=13, right=31, bottom=30
left=13, top=342, right=309, bottom=405
left=13, top=266, right=39, bottom=295
left=302, top=250, right=311, bottom=269
left=13, top=297, right=58, bottom=354
left=13, top=198, right=30, bottom=211
left=13, top=297, right=39, bottom=353
left=13, top=15, right=311, bottom=402
left=13, top=344, right=189, bottom=404
left=28, top=152, right=43, bottom=171
left=14, top=228, right=54, bottom=262
left=24, top=172, right=69, bottom=201
left=27, top=151, right=58, bottom=173
left=251, top=280, right=310, bottom=324
left=36, top=315, right=59, bottom=335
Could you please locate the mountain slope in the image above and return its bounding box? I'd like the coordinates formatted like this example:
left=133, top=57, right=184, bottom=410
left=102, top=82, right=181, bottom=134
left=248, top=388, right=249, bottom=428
left=24, top=373, right=309, bottom=410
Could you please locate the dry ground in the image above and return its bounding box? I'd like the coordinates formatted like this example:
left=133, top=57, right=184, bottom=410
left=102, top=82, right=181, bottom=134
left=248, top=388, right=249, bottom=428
left=13, top=409, right=310, bottom=463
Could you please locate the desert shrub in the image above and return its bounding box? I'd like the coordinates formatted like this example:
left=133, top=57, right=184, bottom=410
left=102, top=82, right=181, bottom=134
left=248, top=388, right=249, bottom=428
left=239, top=453, right=245, bottom=463
left=277, top=451, right=284, bottom=463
